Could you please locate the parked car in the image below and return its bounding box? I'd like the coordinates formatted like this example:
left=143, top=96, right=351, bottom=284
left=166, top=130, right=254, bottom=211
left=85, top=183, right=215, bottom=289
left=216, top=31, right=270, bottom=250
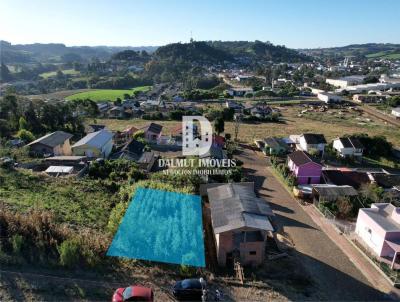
left=112, top=285, right=154, bottom=302
left=172, top=278, right=204, bottom=301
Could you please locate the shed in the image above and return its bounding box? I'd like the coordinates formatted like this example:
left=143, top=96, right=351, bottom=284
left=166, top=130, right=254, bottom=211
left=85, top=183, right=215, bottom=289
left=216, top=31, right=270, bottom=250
left=312, top=185, right=358, bottom=203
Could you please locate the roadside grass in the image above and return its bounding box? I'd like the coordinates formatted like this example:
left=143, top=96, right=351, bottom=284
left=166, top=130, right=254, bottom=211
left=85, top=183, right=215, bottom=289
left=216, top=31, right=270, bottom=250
left=66, top=86, right=152, bottom=102
left=0, top=168, right=117, bottom=229
left=39, top=69, right=80, bottom=79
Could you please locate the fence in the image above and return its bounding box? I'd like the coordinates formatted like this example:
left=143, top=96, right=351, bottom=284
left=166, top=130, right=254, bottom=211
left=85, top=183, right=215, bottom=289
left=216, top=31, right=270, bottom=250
left=315, top=202, right=355, bottom=235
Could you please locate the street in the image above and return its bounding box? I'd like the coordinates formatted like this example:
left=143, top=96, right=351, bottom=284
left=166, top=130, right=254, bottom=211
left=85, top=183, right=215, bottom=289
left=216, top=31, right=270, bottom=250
left=236, top=145, right=391, bottom=301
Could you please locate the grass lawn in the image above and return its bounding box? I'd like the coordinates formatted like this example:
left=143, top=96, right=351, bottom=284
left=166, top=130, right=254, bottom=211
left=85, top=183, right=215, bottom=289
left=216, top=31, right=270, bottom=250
left=0, top=168, right=117, bottom=229
left=66, top=86, right=152, bottom=102
left=39, top=69, right=80, bottom=79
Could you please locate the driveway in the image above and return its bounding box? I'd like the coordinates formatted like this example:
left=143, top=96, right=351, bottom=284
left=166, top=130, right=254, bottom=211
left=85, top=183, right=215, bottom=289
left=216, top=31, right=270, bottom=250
left=236, top=145, right=389, bottom=301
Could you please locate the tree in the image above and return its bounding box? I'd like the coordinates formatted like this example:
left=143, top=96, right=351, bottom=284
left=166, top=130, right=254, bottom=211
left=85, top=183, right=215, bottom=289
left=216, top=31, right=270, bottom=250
left=214, top=117, right=224, bottom=135
left=0, top=63, right=13, bottom=82
left=19, top=117, right=27, bottom=130
left=16, top=129, right=35, bottom=143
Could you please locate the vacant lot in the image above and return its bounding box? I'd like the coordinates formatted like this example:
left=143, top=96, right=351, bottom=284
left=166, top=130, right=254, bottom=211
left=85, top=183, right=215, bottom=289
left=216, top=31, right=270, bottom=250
left=0, top=168, right=117, bottom=229
left=66, top=86, right=151, bottom=102
left=94, top=104, right=400, bottom=146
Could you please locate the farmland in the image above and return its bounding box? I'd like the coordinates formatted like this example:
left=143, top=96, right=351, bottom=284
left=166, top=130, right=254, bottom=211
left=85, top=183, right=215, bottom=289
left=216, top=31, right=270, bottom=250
left=65, top=86, right=152, bottom=102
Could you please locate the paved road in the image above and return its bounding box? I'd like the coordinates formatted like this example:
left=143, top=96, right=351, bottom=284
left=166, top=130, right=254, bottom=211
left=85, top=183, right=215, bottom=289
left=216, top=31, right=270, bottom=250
left=236, top=145, right=390, bottom=301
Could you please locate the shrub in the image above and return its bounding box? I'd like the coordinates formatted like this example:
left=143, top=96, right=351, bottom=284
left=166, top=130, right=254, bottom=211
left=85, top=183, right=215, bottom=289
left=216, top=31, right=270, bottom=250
left=107, top=201, right=128, bottom=234
left=16, top=129, right=35, bottom=143
left=10, top=234, right=24, bottom=255
left=58, top=239, right=81, bottom=267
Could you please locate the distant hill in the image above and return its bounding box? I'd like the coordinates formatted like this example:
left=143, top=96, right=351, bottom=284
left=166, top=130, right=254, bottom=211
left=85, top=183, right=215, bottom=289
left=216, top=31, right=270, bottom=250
left=209, top=40, right=311, bottom=63
left=301, top=43, right=400, bottom=60
left=0, top=40, right=158, bottom=64
left=154, top=41, right=233, bottom=63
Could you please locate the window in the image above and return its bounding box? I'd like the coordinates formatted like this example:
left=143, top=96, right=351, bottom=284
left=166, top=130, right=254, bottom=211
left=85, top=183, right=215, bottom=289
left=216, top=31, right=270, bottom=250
left=249, top=251, right=256, bottom=255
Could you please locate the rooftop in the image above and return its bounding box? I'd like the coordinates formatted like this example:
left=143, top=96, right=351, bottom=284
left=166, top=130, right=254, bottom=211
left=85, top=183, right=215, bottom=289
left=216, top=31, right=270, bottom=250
left=207, top=182, right=274, bottom=234
left=288, top=150, right=321, bottom=166
left=301, top=133, right=327, bottom=145
left=72, top=129, right=113, bottom=149
left=361, top=203, right=400, bottom=232
left=27, top=131, right=73, bottom=148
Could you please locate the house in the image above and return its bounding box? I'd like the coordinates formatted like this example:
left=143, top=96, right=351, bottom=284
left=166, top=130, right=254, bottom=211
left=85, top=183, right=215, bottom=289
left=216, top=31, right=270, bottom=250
left=355, top=203, right=400, bottom=268
left=142, top=123, right=163, bottom=143
left=27, top=131, right=73, bottom=156
left=87, top=124, right=106, bottom=133
left=114, top=126, right=138, bottom=145
left=207, top=182, right=274, bottom=267
left=288, top=151, right=323, bottom=185
left=391, top=107, right=400, bottom=119
left=333, top=137, right=364, bottom=158
left=299, top=133, right=327, bottom=155
left=71, top=129, right=114, bottom=158
left=108, top=106, right=124, bottom=118
left=140, top=99, right=165, bottom=110
left=110, top=139, right=156, bottom=172
left=262, top=137, right=288, bottom=155
left=226, top=87, right=253, bottom=97
left=97, top=102, right=111, bottom=116
left=317, top=92, right=342, bottom=104
left=226, top=100, right=244, bottom=113
left=250, top=105, right=273, bottom=118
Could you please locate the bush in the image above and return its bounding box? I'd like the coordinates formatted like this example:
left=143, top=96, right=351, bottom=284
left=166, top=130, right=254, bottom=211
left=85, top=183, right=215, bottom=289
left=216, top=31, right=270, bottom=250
left=16, top=129, right=35, bottom=143
left=58, top=239, right=80, bottom=267
left=107, top=201, right=128, bottom=234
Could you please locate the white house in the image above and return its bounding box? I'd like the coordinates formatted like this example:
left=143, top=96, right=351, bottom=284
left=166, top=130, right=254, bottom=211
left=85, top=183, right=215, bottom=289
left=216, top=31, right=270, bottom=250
left=299, top=134, right=327, bottom=155
left=355, top=203, right=400, bottom=268
left=333, top=137, right=364, bottom=158
left=392, top=107, right=400, bottom=119
left=71, top=129, right=114, bottom=158
left=317, top=92, right=342, bottom=104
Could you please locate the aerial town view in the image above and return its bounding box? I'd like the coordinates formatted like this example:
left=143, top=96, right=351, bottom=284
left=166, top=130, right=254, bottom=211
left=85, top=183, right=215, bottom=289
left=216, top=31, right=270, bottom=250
left=1, top=0, right=400, bottom=301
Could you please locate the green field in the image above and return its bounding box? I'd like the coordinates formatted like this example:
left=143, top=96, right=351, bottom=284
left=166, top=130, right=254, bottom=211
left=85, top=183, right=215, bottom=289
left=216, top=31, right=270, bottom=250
left=366, top=51, right=400, bottom=60
left=65, top=86, right=152, bottom=102
left=39, top=69, right=80, bottom=79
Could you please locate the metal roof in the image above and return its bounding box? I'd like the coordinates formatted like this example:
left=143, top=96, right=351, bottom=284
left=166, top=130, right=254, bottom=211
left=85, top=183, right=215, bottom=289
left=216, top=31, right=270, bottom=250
left=72, top=129, right=113, bottom=149
left=45, top=166, right=73, bottom=174
left=28, top=131, right=73, bottom=148
left=207, top=183, right=274, bottom=234
left=313, top=185, right=358, bottom=198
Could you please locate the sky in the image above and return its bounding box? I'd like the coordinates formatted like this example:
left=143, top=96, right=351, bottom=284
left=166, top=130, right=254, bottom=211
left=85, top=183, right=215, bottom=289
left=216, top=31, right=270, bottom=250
left=1, top=0, right=399, bottom=49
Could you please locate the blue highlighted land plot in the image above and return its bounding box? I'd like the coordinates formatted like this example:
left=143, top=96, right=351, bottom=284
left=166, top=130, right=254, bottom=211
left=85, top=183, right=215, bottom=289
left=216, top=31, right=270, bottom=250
left=107, top=188, right=205, bottom=267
